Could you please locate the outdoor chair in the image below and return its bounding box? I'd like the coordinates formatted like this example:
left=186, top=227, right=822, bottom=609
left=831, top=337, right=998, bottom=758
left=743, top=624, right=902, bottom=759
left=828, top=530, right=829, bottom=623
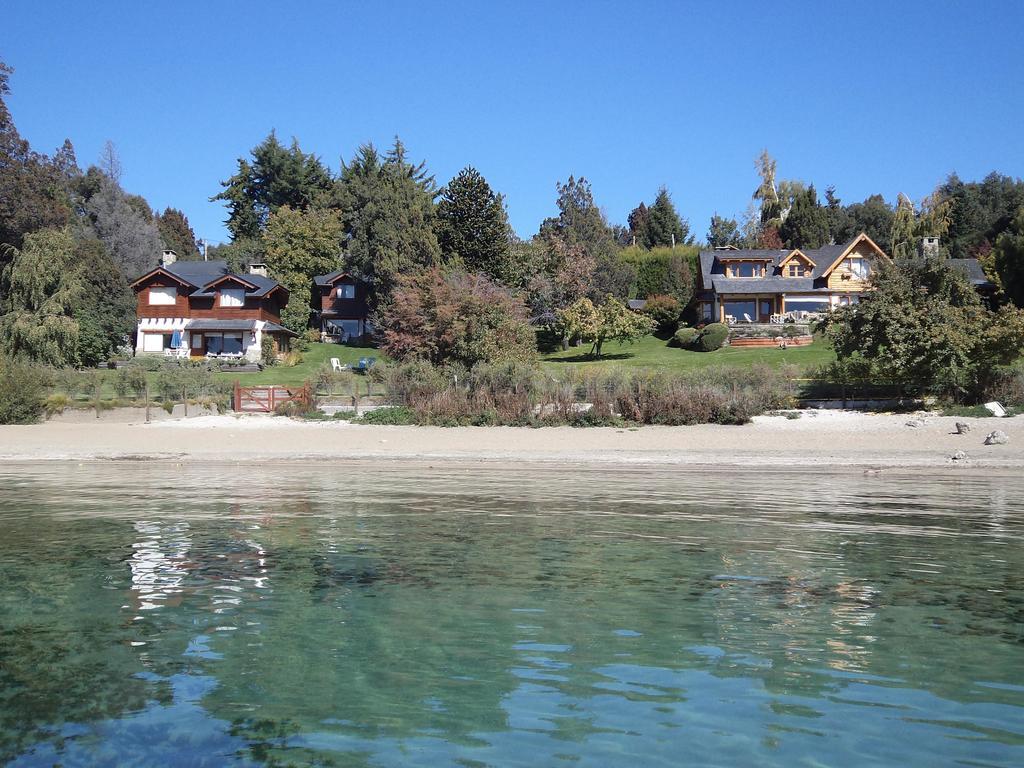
left=743, top=313, right=754, bottom=323
left=330, top=358, right=345, bottom=372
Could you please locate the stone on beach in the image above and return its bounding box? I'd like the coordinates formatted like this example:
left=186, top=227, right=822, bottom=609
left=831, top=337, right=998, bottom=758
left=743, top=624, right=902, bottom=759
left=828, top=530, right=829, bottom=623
left=905, top=418, right=926, bottom=429
left=984, top=430, right=1009, bottom=445
left=955, top=422, right=971, bottom=434
left=951, top=450, right=968, bottom=461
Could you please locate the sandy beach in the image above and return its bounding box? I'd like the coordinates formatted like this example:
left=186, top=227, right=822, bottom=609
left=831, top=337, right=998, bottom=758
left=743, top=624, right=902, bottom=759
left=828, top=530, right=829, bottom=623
left=0, top=409, right=1020, bottom=469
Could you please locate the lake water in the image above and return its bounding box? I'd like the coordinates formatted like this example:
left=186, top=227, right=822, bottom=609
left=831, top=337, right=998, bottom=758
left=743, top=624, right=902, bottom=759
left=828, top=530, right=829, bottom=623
left=0, top=463, right=1022, bottom=767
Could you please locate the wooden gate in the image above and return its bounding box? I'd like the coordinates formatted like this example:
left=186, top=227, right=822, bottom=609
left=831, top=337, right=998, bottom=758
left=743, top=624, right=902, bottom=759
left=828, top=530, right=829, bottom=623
left=233, top=381, right=312, bottom=413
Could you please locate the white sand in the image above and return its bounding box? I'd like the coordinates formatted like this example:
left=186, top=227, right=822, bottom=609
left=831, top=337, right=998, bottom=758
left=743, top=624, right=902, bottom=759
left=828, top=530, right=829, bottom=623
left=0, top=410, right=1021, bottom=470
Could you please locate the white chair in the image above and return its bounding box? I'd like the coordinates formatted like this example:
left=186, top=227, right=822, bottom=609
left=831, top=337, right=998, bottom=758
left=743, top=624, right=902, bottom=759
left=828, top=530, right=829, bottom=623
left=331, top=358, right=344, bottom=372
left=743, top=313, right=754, bottom=323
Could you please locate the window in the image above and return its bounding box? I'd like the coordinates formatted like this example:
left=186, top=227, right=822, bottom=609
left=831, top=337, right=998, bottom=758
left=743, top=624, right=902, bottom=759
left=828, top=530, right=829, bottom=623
left=148, top=286, right=177, bottom=305
left=220, top=288, right=245, bottom=307
left=844, top=257, right=870, bottom=279
left=335, top=284, right=355, bottom=299
left=204, top=332, right=244, bottom=355
left=325, top=319, right=361, bottom=340
left=700, top=302, right=713, bottom=322
left=728, top=262, right=764, bottom=278
left=141, top=333, right=175, bottom=352
left=787, top=264, right=806, bottom=277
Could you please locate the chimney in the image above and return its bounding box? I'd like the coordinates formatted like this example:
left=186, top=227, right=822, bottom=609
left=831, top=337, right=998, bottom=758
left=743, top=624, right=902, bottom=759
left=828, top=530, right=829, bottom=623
left=249, top=263, right=268, bottom=278
left=919, top=236, right=940, bottom=259
left=160, top=249, right=178, bottom=267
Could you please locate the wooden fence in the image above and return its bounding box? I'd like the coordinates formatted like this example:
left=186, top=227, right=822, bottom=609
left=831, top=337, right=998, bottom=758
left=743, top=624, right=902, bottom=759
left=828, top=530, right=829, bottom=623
left=233, top=381, right=313, bottom=413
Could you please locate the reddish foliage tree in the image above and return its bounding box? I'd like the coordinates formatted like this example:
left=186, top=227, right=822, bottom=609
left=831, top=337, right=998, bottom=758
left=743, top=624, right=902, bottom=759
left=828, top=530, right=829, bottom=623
left=757, top=226, right=784, bottom=249
left=381, top=267, right=537, bottom=366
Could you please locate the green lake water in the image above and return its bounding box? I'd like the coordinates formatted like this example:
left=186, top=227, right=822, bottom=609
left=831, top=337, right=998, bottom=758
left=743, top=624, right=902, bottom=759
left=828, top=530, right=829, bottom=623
left=0, top=463, right=1022, bottom=767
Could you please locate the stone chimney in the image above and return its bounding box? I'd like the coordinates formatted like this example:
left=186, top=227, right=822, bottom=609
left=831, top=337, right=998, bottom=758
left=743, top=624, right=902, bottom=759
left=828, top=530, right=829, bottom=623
left=248, top=263, right=268, bottom=278
left=160, top=249, right=178, bottom=267
left=919, top=236, right=940, bottom=259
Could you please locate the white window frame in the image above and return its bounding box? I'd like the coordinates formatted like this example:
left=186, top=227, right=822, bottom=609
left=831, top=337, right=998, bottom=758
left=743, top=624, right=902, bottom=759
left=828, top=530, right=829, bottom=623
left=219, top=288, right=246, bottom=307
left=148, top=286, right=177, bottom=305
left=845, top=257, right=870, bottom=279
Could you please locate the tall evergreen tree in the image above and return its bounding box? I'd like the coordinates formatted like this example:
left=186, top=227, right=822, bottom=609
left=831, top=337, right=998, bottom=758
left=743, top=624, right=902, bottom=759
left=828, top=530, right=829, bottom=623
left=644, top=187, right=691, bottom=248
left=156, top=208, right=200, bottom=260
left=779, top=186, right=829, bottom=249
left=335, top=140, right=441, bottom=309
left=987, top=206, right=1024, bottom=308
left=435, top=166, right=510, bottom=280
left=213, top=132, right=334, bottom=240
left=836, top=194, right=894, bottom=251
left=627, top=202, right=649, bottom=247
left=707, top=214, right=740, bottom=248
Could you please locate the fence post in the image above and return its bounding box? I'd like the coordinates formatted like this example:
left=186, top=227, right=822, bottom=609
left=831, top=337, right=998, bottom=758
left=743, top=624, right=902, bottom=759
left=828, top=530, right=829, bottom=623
left=234, top=380, right=240, bottom=412
left=145, top=378, right=151, bottom=424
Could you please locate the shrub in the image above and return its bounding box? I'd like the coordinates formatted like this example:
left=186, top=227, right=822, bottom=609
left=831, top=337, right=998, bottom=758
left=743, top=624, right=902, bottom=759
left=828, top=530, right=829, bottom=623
left=642, top=294, right=682, bottom=333
left=274, top=399, right=316, bottom=418
left=114, top=365, right=149, bottom=399
left=673, top=327, right=698, bottom=348
left=0, top=359, right=49, bottom=424
left=693, top=322, right=729, bottom=352
left=359, top=406, right=416, bottom=425
left=261, top=335, right=277, bottom=367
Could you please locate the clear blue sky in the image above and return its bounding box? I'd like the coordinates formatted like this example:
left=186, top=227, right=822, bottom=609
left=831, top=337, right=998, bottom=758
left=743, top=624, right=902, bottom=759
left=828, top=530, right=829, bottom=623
left=4, top=1, right=1023, bottom=245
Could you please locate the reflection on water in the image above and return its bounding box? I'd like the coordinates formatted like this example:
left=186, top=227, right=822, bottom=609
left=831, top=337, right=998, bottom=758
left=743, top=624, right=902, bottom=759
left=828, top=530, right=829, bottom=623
left=0, top=463, right=1022, bottom=767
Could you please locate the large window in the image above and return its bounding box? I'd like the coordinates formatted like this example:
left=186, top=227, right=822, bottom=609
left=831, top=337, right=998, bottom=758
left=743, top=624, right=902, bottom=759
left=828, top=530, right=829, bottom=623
left=844, top=257, right=870, bottom=279
left=326, top=319, right=361, bottom=340
left=727, top=262, right=765, bottom=278
left=148, top=286, right=177, bottom=305
left=786, top=296, right=831, bottom=314
left=220, top=288, right=245, bottom=307
left=335, top=284, right=355, bottom=299
left=723, top=300, right=757, bottom=322
left=204, top=332, right=244, bottom=355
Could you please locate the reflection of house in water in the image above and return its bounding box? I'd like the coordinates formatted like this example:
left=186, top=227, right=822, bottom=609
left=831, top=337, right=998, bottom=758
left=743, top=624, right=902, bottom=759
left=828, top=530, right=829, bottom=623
left=128, top=521, right=193, bottom=614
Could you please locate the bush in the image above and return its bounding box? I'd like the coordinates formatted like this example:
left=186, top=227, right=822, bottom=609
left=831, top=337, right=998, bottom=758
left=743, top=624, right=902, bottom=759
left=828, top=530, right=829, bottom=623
left=673, top=327, right=698, bottom=349
left=114, top=365, right=149, bottom=399
left=693, top=322, right=729, bottom=352
left=0, top=358, right=49, bottom=424
left=642, top=294, right=682, bottom=333
left=359, top=406, right=416, bottom=425
left=261, top=335, right=277, bottom=367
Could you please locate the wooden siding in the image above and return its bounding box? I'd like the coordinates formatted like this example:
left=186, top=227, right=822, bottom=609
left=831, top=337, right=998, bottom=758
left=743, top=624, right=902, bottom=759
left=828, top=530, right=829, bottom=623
left=133, top=275, right=284, bottom=323
left=826, top=241, right=878, bottom=292
left=318, top=280, right=369, bottom=319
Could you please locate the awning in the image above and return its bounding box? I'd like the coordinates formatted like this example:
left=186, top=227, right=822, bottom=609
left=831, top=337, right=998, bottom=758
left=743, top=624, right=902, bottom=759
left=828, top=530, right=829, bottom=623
left=185, top=319, right=258, bottom=331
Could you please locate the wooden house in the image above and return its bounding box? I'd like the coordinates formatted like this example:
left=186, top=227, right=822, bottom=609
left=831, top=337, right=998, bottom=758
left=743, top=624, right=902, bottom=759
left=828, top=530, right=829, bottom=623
left=130, top=251, right=295, bottom=360
left=312, top=270, right=372, bottom=342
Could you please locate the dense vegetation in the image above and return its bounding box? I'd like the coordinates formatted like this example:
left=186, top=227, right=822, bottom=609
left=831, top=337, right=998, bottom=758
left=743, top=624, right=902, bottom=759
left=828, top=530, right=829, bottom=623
left=3, top=54, right=1024, bottom=424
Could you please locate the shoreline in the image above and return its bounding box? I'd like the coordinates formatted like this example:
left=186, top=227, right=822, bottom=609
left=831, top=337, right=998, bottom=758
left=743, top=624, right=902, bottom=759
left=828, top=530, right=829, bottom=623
left=0, top=410, right=1021, bottom=470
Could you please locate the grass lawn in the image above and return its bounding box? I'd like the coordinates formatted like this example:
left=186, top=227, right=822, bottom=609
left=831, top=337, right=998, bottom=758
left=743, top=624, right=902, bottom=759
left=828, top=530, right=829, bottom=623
left=214, top=342, right=383, bottom=386
left=540, top=334, right=836, bottom=373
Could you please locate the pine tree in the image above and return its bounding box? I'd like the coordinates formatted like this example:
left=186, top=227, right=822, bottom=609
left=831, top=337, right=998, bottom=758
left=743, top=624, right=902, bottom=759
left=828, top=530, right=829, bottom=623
left=707, top=214, right=740, bottom=248
left=627, top=202, right=649, bottom=247
left=779, top=186, right=830, bottom=249
left=435, top=166, right=510, bottom=280
left=156, top=208, right=200, bottom=259
left=644, top=187, right=690, bottom=248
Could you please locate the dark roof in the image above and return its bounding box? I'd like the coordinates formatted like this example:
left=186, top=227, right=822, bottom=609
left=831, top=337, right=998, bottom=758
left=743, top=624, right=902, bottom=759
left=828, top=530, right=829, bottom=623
left=184, top=319, right=297, bottom=336
left=698, top=235, right=874, bottom=293
left=135, top=259, right=286, bottom=298
left=948, top=258, right=995, bottom=287
left=314, top=269, right=366, bottom=287
left=711, top=277, right=817, bottom=294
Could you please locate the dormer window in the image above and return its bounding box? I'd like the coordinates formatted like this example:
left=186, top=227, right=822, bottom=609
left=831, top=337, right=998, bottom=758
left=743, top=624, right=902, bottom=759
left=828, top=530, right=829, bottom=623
left=148, top=286, right=177, bottom=305
left=787, top=264, right=808, bottom=277
left=726, top=262, right=766, bottom=278
left=335, top=284, right=355, bottom=299
left=220, top=288, right=245, bottom=307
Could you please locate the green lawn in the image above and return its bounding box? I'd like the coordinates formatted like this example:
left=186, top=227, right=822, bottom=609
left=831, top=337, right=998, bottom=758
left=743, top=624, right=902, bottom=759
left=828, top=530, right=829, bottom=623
left=540, top=334, right=835, bottom=373
left=214, top=342, right=383, bottom=386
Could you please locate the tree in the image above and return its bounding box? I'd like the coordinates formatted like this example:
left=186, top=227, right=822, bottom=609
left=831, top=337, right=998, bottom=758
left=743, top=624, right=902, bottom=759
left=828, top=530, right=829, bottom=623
left=380, top=267, right=536, bottom=367
left=623, top=246, right=697, bottom=305
left=539, top=176, right=617, bottom=259
left=819, top=258, right=1024, bottom=401
left=752, top=149, right=781, bottom=228
left=0, top=228, right=81, bottom=366
left=890, top=193, right=918, bottom=260
left=556, top=296, right=654, bottom=358
left=435, top=166, right=510, bottom=280
left=644, top=187, right=691, bottom=248
left=589, top=251, right=636, bottom=303
left=156, top=208, right=200, bottom=260
left=824, top=186, right=849, bottom=244
left=707, top=214, right=740, bottom=248
left=987, top=206, right=1024, bottom=307
left=213, top=131, right=334, bottom=240
left=835, top=194, right=894, bottom=251
left=335, top=140, right=441, bottom=309
left=627, top=202, right=649, bottom=247
left=72, top=239, right=135, bottom=366
left=84, top=175, right=163, bottom=279
left=98, top=140, right=122, bottom=183
left=939, top=172, right=1024, bottom=259
left=262, top=206, right=343, bottom=331
left=757, top=226, right=784, bottom=249
left=642, top=294, right=682, bottom=333
left=779, top=185, right=830, bottom=249
left=0, top=61, right=72, bottom=251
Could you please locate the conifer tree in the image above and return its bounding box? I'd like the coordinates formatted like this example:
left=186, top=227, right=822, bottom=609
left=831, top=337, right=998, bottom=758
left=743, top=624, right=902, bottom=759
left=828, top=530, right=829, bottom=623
left=644, top=187, right=691, bottom=248
left=779, top=186, right=830, bottom=249
left=435, top=166, right=510, bottom=280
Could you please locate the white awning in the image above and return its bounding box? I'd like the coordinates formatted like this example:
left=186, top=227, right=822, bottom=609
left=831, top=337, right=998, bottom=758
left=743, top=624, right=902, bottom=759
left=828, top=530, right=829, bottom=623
left=137, top=318, right=190, bottom=331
